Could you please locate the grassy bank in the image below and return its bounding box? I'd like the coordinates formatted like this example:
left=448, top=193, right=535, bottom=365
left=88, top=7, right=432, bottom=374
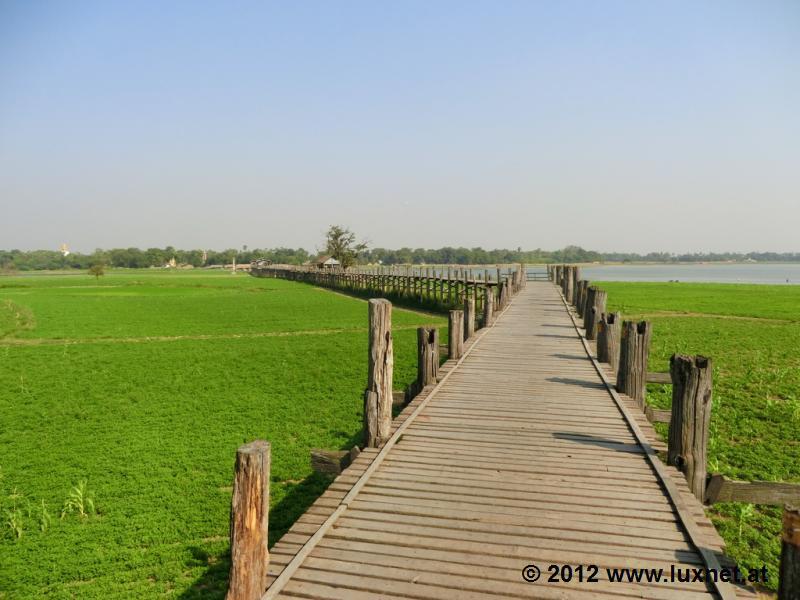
left=0, top=271, right=446, bottom=598
left=597, top=281, right=800, bottom=592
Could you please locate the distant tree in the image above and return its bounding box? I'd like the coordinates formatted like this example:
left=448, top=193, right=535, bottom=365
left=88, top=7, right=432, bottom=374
left=88, top=263, right=105, bottom=281
left=324, top=225, right=368, bottom=268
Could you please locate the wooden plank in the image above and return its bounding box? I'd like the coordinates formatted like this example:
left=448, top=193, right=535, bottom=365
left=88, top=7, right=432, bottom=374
left=647, top=371, right=673, bottom=384
left=344, top=493, right=685, bottom=528
left=388, top=445, right=654, bottom=475
left=307, top=526, right=705, bottom=570
left=646, top=405, right=672, bottom=424
left=705, top=473, right=800, bottom=505
left=305, top=545, right=712, bottom=599
left=304, top=516, right=699, bottom=563
left=290, top=557, right=710, bottom=600
left=339, top=506, right=690, bottom=546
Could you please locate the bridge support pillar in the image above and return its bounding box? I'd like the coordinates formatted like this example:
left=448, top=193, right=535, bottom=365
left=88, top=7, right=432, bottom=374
left=779, top=506, right=800, bottom=600
left=616, top=320, right=652, bottom=406
left=227, top=440, right=270, bottom=600
left=464, top=297, right=475, bottom=340
left=667, top=354, right=713, bottom=501
left=448, top=310, right=464, bottom=360
left=365, top=299, right=393, bottom=447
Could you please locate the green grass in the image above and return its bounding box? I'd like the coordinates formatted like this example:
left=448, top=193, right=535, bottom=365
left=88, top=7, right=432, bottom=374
left=597, top=281, right=800, bottom=592
left=0, top=270, right=446, bottom=599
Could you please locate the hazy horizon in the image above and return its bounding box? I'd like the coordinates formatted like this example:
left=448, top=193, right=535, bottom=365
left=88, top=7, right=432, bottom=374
left=2, top=1, right=798, bottom=254
left=3, top=243, right=800, bottom=257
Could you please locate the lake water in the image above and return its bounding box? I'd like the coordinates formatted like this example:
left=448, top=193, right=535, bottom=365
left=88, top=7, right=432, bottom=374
left=393, top=264, right=800, bottom=284
left=536, top=263, right=800, bottom=284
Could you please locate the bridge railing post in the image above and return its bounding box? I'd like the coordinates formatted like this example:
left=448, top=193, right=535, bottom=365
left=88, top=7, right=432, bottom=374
left=562, top=266, right=571, bottom=299
left=464, top=297, right=475, bottom=340
left=779, top=505, right=800, bottom=600
left=448, top=309, right=464, bottom=360
left=578, top=280, right=589, bottom=318
left=667, top=354, right=713, bottom=501
left=582, top=287, right=597, bottom=332
left=571, top=266, right=580, bottom=305
left=365, top=299, right=393, bottom=447
left=483, top=285, right=493, bottom=327
left=586, top=288, right=607, bottom=341
left=417, top=327, right=439, bottom=389
left=499, top=280, right=509, bottom=309
left=616, top=320, right=652, bottom=407
left=227, top=440, right=270, bottom=600
left=596, top=311, right=621, bottom=372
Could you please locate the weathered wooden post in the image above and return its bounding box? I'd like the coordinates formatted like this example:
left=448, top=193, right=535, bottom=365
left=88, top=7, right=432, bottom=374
left=571, top=266, right=581, bottom=305
left=585, top=288, right=607, bottom=341
left=616, top=320, right=652, bottom=406
left=779, top=505, right=800, bottom=600
left=417, top=326, right=439, bottom=389
left=365, top=299, right=393, bottom=447
left=564, top=267, right=574, bottom=305
left=464, top=297, right=475, bottom=340
left=448, top=310, right=464, bottom=360
left=447, top=266, right=454, bottom=305
left=483, top=285, right=493, bottom=327
left=596, top=312, right=621, bottom=372
left=582, top=287, right=597, bottom=332
left=227, top=440, right=270, bottom=600
left=667, top=355, right=713, bottom=501
left=576, top=280, right=588, bottom=318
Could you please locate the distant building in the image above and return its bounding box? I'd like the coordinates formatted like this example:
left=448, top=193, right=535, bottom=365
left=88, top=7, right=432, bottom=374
left=316, top=255, right=340, bottom=269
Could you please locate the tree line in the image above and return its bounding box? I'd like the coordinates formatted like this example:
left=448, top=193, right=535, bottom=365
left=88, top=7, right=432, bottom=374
left=0, top=247, right=310, bottom=271
left=1, top=245, right=799, bottom=272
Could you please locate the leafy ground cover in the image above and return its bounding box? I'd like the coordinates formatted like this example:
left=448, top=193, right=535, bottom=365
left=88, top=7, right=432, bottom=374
left=0, top=270, right=446, bottom=598
left=597, top=281, right=800, bottom=592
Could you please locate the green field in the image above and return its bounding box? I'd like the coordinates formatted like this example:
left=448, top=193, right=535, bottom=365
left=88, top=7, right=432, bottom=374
left=3, top=274, right=797, bottom=597
left=0, top=271, right=446, bottom=599
left=597, top=281, right=800, bottom=592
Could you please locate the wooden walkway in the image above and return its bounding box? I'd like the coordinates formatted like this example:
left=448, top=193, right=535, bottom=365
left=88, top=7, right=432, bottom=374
left=263, top=282, right=754, bottom=600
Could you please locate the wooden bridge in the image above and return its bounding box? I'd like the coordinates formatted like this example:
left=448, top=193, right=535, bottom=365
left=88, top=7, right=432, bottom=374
left=225, top=277, right=767, bottom=600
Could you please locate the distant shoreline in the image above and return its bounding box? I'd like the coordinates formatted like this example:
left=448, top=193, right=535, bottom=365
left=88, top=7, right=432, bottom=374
left=3, top=260, right=800, bottom=276
left=572, top=260, right=800, bottom=265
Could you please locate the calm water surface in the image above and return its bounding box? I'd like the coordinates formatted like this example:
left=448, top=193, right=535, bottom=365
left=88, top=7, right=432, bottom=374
left=545, top=263, right=800, bottom=284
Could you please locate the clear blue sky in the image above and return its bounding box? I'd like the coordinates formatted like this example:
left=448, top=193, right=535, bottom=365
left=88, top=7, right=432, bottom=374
left=1, top=1, right=798, bottom=253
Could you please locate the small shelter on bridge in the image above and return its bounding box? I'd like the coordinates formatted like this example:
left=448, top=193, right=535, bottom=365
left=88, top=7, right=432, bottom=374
left=315, top=255, right=340, bottom=269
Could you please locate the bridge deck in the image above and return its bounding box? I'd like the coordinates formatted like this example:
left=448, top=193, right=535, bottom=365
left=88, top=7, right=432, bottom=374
left=264, top=282, right=752, bottom=600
